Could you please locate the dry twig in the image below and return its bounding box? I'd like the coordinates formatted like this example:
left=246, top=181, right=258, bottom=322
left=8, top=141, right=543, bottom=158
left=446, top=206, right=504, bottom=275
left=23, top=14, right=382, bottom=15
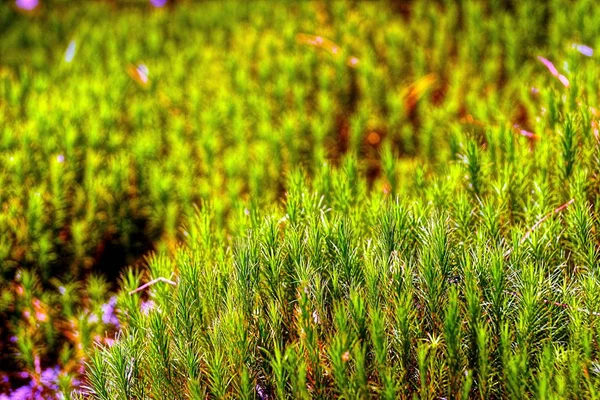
left=129, top=276, right=177, bottom=295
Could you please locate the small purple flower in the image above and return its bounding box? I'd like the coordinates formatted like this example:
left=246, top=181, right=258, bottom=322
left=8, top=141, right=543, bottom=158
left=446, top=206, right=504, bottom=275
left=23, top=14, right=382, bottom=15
left=136, top=64, right=149, bottom=84
left=15, top=0, right=38, bottom=11
left=64, top=41, right=76, bottom=63
left=40, top=366, right=60, bottom=391
left=573, top=43, right=593, bottom=57
left=150, top=0, right=168, bottom=7
left=56, top=154, right=65, bottom=163
left=141, top=300, right=155, bottom=315
left=101, top=296, right=119, bottom=327
left=4, top=384, right=36, bottom=399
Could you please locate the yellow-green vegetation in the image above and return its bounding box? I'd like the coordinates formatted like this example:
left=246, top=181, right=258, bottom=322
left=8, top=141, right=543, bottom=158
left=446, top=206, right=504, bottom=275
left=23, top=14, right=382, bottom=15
left=1, top=0, right=600, bottom=398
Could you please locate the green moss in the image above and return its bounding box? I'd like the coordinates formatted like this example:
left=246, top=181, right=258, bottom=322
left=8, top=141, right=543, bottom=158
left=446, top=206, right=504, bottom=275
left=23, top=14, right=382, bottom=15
left=1, top=0, right=600, bottom=397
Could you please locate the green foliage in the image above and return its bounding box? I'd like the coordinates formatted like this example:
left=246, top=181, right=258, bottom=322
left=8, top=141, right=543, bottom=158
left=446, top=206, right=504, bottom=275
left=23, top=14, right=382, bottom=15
left=86, top=125, right=600, bottom=398
left=1, top=0, right=600, bottom=397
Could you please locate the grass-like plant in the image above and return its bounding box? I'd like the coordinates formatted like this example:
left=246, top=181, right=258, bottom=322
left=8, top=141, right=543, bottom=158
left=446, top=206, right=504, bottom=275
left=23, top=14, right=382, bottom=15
left=84, top=136, right=600, bottom=397
left=1, top=0, right=600, bottom=397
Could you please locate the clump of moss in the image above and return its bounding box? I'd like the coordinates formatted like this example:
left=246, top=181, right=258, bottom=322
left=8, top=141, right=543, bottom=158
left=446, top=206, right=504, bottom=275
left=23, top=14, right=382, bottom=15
left=1, top=0, right=600, bottom=397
